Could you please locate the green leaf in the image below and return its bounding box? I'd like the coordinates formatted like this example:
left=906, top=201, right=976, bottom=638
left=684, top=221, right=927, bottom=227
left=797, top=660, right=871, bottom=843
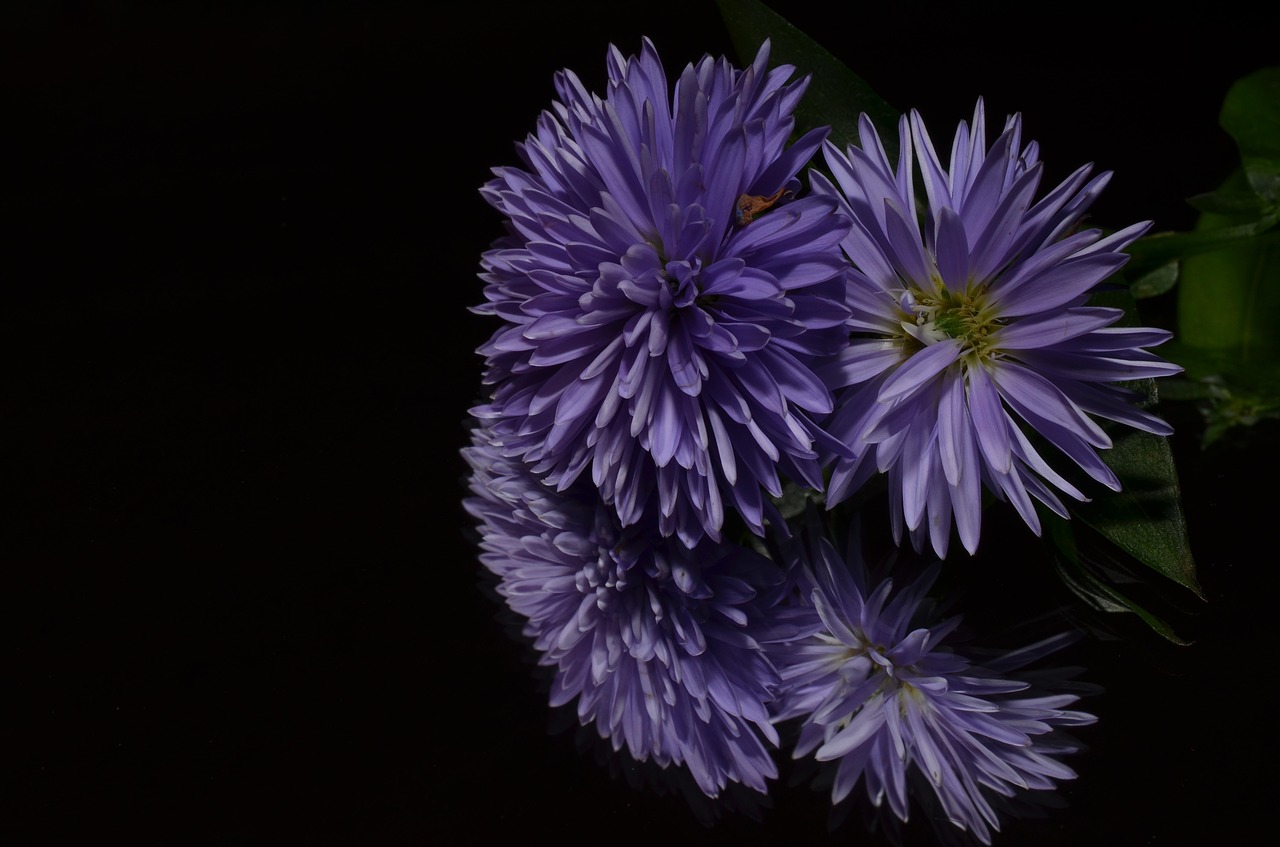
left=1070, top=426, right=1202, bottom=599
left=772, top=479, right=824, bottom=520
left=1049, top=275, right=1202, bottom=610
left=1129, top=262, right=1179, bottom=299
left=1199, top=386, right=1280, bottom=447
left=715, top=0, right=899, bottom=156
left=1187, top=184, right=1270, bottom=216
left=1123, top=209, right=1279, bottom=278
left=1160, top=340, right=1280, bottom=387
left=1156, top=342, right=1280, bottom=447
left=1220, top=67, right=1280, bottom=206
left=1158, top=70, right=1280, bottom=448
left=1051, top=281, right=1198, bottom=591
left=1177, top=187, right=1280, bottom=360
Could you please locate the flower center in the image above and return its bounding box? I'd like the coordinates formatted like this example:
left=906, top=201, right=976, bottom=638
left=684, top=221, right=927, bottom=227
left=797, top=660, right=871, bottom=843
left=578, top=514, right=636, bottom=609
left=898, top=275, right=1001, bottom=364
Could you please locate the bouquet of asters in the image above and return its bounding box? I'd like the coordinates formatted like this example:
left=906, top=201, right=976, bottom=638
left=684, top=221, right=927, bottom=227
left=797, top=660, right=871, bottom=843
left=459, top=1, right=1278, bottom=842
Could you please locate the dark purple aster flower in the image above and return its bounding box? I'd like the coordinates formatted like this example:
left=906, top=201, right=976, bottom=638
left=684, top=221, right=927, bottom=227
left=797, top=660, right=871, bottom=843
left=812, top=99, right=1182, bottom=558
left=472, top=38, right=853, bottom=547
left=462, top=423, right=787, bottom=798
left=766, top=526, right=1097, bottom=844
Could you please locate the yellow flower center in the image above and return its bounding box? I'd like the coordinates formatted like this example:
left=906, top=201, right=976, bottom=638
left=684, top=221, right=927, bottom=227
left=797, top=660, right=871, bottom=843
left=897, top=271, right=1002, bottom=366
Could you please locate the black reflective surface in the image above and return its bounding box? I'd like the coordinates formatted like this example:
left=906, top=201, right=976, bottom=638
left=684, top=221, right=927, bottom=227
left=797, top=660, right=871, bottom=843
left=12, top=2, right=1278, bottom=845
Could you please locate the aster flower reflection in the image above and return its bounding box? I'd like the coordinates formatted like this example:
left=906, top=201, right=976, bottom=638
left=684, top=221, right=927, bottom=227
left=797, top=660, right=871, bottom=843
left=473, top=38, right=853, bottom=547
left=766, top=526, right=1097, bottom=844
left=462, top=424, right=787, bottom=798
left=813, top=100, right=1182, bottom=558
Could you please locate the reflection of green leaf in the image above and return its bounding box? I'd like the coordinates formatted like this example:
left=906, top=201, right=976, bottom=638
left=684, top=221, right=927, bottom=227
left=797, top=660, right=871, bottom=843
left=1071, top=427, right=1202, bottom=599
left=1044, top=517, right=1190, bottom=644
left=1220, top=67, right=1280, bottom=206
left=715, top=0, right=899, bottom=157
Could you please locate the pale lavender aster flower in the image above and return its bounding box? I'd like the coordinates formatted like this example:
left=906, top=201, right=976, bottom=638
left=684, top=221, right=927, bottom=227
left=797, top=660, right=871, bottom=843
left=766, top=525, right=1097, bottom=844
left=812, top=99, right=1182, bottom=557
left=461, top=423, right=786, bottom=798
left=472, top=38, right=852, bottom=547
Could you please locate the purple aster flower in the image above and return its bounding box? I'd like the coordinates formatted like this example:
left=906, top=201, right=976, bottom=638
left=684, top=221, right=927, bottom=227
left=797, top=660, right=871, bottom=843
left=461, top=422, right=787, bottom=798
left=472, top=38, right=853, bottom=547
left=766, top=524, right=1097, bottom=844
left=812, top=99, right=1183, bottom=557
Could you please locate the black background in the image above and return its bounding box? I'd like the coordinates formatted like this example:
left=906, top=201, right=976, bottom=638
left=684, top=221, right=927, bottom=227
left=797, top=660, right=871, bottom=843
left=10, top=2, right=1280, bottom=845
